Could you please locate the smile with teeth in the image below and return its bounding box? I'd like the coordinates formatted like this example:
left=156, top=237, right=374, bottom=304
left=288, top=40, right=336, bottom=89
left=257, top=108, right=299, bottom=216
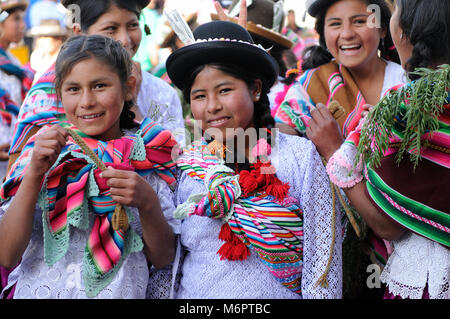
left=208, top=117, right=230, bottom=126
left=79, top=113, right=103, bottom=120
left=340, top=44, right=362, bottom=50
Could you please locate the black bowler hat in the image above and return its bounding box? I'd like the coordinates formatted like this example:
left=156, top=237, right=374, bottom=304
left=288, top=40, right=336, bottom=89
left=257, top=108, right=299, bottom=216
left=165, top=20, right=279, bottom=91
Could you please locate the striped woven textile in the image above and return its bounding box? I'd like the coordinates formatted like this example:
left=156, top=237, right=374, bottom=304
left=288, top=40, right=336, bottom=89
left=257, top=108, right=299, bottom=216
left=175, top=139, right=304, bottom=295
left=355, top=78, right=450, bottom=247
left=0, top=88, right=19, bottom=126
left=274, top=61, right=366, bottom=141
left=1, top=118, right=177, bottom=297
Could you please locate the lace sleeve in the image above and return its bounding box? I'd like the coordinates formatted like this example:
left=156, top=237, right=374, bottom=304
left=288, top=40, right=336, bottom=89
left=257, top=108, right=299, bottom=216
left=274, top=134, right=343, bottom=299
left=144, top=173, right=179, bottom=235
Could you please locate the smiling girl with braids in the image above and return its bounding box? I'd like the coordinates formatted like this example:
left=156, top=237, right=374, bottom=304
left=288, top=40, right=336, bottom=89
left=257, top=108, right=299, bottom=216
left=166, top=20, right=343, bottom=299
left=0, top=35, right=178, bottom=299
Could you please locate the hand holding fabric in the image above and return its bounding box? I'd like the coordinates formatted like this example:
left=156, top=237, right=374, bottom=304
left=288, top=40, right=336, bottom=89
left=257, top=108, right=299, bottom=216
left=306, top=103, right=343, bottom=162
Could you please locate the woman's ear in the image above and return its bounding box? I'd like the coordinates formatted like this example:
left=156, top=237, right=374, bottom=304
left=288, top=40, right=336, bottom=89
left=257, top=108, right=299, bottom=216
left=252, top=79, right=263, bottom=102
left=125, top=75, right=137, bottom=102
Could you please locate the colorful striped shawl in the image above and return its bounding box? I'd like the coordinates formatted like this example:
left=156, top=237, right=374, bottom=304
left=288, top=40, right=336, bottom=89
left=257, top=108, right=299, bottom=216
left=1, top=118, right=178, bottom=297
left=175, top=139, right=304, bottom=295
left=9, top=64, right=59, bottom=155
left=354, top=68, right=450, bottom=247
left=274, top=61, right=365, bottom=143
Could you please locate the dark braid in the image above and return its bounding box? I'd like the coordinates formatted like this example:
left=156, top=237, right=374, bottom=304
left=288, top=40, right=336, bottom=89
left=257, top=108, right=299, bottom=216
left=396, top=0, right=450, bottom=80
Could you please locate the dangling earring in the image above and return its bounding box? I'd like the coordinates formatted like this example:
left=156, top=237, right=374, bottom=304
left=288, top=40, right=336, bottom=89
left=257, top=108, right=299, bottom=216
left=255, top=93, right=261, bottom=101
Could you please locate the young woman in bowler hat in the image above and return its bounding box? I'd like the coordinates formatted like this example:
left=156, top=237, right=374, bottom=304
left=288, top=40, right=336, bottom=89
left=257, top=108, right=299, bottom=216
left=167, top=20, right=343, bottom=299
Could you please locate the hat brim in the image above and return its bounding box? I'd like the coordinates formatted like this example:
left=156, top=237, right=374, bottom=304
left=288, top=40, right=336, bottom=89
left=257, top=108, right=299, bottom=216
left=166, top=40, right=279, bottom=91
left=210, top=13, right=293, bottom=50
left=0, top=1, right=28, bottom=11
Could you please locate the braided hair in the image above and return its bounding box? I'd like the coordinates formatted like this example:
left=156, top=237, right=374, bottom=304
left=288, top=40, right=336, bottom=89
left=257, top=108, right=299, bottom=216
left=395, top=0, right=450, bottom=80
left=302, top=0, right=399, bottom=71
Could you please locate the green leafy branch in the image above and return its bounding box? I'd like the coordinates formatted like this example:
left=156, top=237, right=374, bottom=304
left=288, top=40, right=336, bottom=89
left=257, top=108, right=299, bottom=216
left=355, top=64, right=449, bottom=170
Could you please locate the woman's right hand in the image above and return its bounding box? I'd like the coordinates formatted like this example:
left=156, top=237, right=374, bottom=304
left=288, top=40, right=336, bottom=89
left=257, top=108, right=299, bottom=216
left=28, top=125, right=68, bottom=178
left=306, top=103, right=344, bottom=162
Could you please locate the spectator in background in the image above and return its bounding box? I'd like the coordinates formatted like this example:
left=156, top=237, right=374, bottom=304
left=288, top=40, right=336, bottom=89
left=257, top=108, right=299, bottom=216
left=26, top=18, right=68, bottom=82
left=28, top=0, right=67, bottom=28
left=0, top=0, right=33, bottom=106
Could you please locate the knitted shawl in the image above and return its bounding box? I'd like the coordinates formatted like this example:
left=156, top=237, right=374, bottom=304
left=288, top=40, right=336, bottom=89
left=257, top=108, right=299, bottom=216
left=0, top=117, right=178, bottom=297
left=175, top=138, right=304, bottom=295
left=355, top=65, right=450, bottom=247
left=274, top=60, right=365, bottom=142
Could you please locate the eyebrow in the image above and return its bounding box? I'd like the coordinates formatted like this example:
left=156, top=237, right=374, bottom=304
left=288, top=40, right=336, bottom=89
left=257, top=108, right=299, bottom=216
left=191, top=81, right=234, bottom=95
left=326, top=14, right=369, bottom=22
left=97, top=17, right=139, bottom=27
left=62, top=77, right=111, bottom=86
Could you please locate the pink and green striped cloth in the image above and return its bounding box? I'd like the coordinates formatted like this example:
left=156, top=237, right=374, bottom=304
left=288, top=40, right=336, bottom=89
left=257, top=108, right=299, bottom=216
left=356, top=78, right=450, bottom=247
left=175, top=139, right=304, bottom=295
left=1, top=117, right=178, bottom=297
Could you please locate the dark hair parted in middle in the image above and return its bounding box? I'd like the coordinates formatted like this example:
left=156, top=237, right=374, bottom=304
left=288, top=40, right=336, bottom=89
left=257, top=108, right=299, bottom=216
left=62, top=0, right=148, bottom=32
left=54, top=34, right=137, bottom=129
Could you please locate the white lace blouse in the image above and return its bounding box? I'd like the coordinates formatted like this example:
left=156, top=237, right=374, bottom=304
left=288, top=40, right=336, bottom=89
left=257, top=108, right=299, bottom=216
left=381, top=232, right=450, bottom=299
left=174, top=133, right=343, bottom=299
left=0, top=172, right=178, bottom=299
left=137, top=71, right=185, bottom=145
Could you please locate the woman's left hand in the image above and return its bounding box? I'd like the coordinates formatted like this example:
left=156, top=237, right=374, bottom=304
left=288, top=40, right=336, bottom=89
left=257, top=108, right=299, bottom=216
left=100, top=167, right=156, bottom=212
left=306, top=103, right=344, bottom=162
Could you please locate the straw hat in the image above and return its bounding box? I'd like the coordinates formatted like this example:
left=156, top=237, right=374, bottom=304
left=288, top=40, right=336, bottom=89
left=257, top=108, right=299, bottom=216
left=212, top=0, right=293, bottom=50
left=166, top=20, right=278, bottom=90
left=0, top=0, right=28, bottom=12
left=26, top=19, right=68, bottom=38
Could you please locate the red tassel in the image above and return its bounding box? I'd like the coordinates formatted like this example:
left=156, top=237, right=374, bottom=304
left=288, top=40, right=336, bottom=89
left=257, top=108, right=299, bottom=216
left=239, top=170, right=258, bottom=196
left=217, top=224, right=250, bottom=261
left=218, top=223, right=234, bottom=242
left=265, top=181, right=290, bottom=202
left=230, top=240, right=250, bottom=261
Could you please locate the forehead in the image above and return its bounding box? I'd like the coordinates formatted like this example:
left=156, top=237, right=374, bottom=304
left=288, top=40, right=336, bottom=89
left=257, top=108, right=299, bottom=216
left=192, top=66, right=244, bottom=87
left=63, top=57, right=120, bottom=81
left=89, top=4, right=138, bottom=27
left=326, top=0, right=369, bottom=18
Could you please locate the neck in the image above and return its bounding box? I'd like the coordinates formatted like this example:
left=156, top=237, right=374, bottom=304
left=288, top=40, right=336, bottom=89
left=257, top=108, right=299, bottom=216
left=348, top=56, right=386, bottom=83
